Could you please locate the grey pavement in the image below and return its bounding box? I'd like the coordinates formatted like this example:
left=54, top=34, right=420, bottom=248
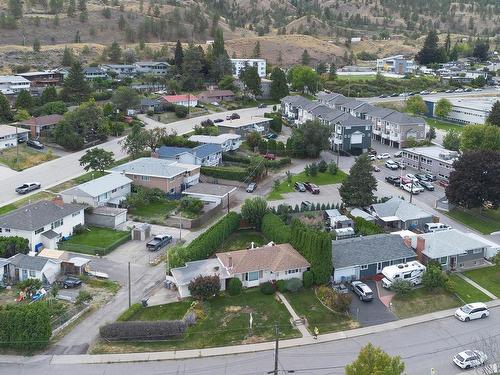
left=276, top=292, right=312, bottom=337
left=349, top=280, right=397, bottom=327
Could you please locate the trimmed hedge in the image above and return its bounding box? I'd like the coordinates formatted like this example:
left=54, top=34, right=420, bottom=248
left=260, top=281, right=275, bottom=295
left=264, top=157, right=291, bottom=169
left=0, top=303, right=52, bottom=350
left=222, top=153, right=251, bottom=164
left=285, top=278, right=303, bottom=292
left=100, top=320, right=187, bottom=341
left=261, top=213, right=291, bottom=243
left=201, top=166, right=248, bottom=181
left=352, top=216, right=384, bottom=236
left=169, top=212, right=241, bottom=268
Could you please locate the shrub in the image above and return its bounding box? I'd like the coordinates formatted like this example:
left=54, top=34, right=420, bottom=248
left=303, top=271, right=313, bottom=288
left=188, top=275, right=221, bottom=300
left=318, top=160, right=328, bottom=173
left=146, top=109, right=154, bottom=116
left=0, top=236, right=30, bottom=258
left=201, top=166, right=248, bottom=181
left=100, top=320, right=187, bottom=341
left=328, top=162, right=338, bottom=175
left=264, top=157, right=292, bottom=169
left=174, top=105, right=188, bottom=118
left=260, top=281, right=275, bottom=295
left=492, top=253, right=500, bottom=266
left=222, top=153, right=251, bottom=164
left=227, top=278, right=243, bottom=296
left=332, top=292, right=352, bottom=313
left=76, top=290, right=93, bottom=305
left=444, top=278, right=457, bottom=294
left=391, top=280, right=412, bottom=297
left=276, top=279, right=287, bottom=293
left=17, top=278, right=42, bottom=292
left=352, top=217, right=383, bottom=236
left=92, top=91, right=113, bottom=101
left=179, top=196, right=203, bottom=216
left=285, top=278, right=303, bottom=293
left=241, top=197, right=268, bottom=230
left=261, top=213, right=291, bottom=243
left=0, top=302, right=52, bottom=350
left=422, top=265, right=447, bottom=290
left=117, top=303, right=142, bottom=321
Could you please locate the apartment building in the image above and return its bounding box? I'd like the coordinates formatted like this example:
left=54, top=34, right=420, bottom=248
left=231, top=58, right=267, bottom=78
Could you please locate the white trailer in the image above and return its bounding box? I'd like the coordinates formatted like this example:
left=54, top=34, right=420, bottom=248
left=381, top=261, right=426, bottom=289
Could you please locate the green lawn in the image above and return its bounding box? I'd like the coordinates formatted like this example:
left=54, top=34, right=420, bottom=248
left=268, top=170, right=348, bottom=200
left=123, top=301, right=192, bottom=321
left=93, top=289, right=299, bottom=353
left=58, top=227, right=130, bottom=255
left=391, top=288, right=461, bottom=319
left=219, top=230, right=269, bottom=252
left=337, top=74, right=376, bottom=82
left=463, top=266, right=500, bottom=298
left=445, top=208, right=500, bottom=234
left=285, top=289, right=357, bottom=333
left=0, top=204, right=17, bottom=215
left=425, top=118, right=464, bottom=133
left=448, top=274, right=492, bottom=303
left=128, top=200, right=179, bottom=223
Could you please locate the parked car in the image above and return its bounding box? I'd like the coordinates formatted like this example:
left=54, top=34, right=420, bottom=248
left=226, top=113, right=240, bottom=120
left=372, top=165, right=380, bottom=172
left=385, top=176, right=400, bottom=186
left=146, top=234, right=173, bottom=251
left=393, top=151, right=403, bottom=158
left=415, top=173, right=428, bottom=181
left=438, top=180, right=449, bottom=188
left=424, top=222, right=451, bottom=232
left=61, top=276, right=82, bottom=289
left=385, top=160, right=399, bottom=170
left=266, top=132, right=278, bottom=140
left=425, top=174, right=437, bottom=181
left=405, top=174, right=419, bottom=182
left=264, top=153, right=276, bottom=160
left=294, top=182, right=306, bottom=192
left=390, top=93, right=399, bottom=97
left=419, top=180, right=435, bottom=191
left=400, top=176, right=412, bottom=185
left=304, top=182, right=320, bottom=194
left=27, top=139, right=44, bottom=149
left=453, top=350, right=487, bottom=369
left=394, top=161, right=406, bottom=170
left=454, top=302, right=489, bottom=322
left=246, top=182, right=257, bottom=193
left=301, top=201, right=314, bottom=210
left=377, top=153, right=390, bottom=159
left=412, top=182, right=425, bottom=193
left=258, top=103, right=267, bottom=108
left=332, top=284, right=348, bottom=294
left=369, top=154, right=376, bottom=161
left=402, top=183, right=421, bottom=194
left=368, top=148, right=377, bottom=155
left=15, top=182, right=41, bottom=194
left=351, top=281, right=374, bottom=302
left=213, top=118, right=224, bottom=123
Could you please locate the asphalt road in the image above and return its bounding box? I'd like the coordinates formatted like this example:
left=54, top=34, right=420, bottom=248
left=0, top=107, right=267, bottom=207
left=363, top=87, right=500, bottom=103
left=2, top=306, right=500, bottom=375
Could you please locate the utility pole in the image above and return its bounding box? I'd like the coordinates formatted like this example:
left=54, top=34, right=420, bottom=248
left=179, top=211, right=182, bottom=240
left=15, top=123, right=19, bottom=171
left=226, top=193, right=230, bottom=214
left=128, top=262, right=131, bottom=308
left=273, top=322, right=279, bottom=375
left=410, top=178, right=414, bottom=204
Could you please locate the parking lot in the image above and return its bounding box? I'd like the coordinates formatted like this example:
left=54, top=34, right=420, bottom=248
left=348, top=280, right=397, bottom=326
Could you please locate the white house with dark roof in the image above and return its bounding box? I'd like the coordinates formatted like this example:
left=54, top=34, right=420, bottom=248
left=369, top=197, right=434, bottom=231
left=134, top=61, right=170, bottom=75
left=8, top=254, right=61, bottom=284
left=83, top=67, right=108, bottom=80
left=0, top=198, right=85, bottom=252
left=0, top=75, right=31, bottom=94
left=188, top=134, right=242, bottom=152
left=60, top=174, right=132, bottom=208
left=155, top=144, right=223, bottom=167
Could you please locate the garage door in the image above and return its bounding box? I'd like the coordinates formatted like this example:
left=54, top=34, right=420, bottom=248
left=334, top=266, right=359, bottom=282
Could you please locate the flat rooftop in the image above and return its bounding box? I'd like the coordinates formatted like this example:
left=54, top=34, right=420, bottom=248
left=425, top=97, right=498, bottom=112
left=403, top=146, right=459, bottom=164
left=183, top=183, right=236, bottom=197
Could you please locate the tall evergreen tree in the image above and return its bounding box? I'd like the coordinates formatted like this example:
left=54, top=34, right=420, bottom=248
left=108, top=41, right=122, bottom=63
left=301, top=49, right=311, bottom=66
left=415, top=30, right=440, bottom=65
left=61, top=46, right=74, bottom=66
left=270, top=67, right=289, bottom=101
left=329, top=62, right=337, bottom=80
left=61, top=61, right=91, bottom=103
left=487, top=100, right=500, bottom=127
left=182, top=43, right=203, bottom=91
left=339, top=154, right=377, bottom=207
left=33, top=38, right=41, bottom=52
left=444, top=31, right=451, bottom=54
left=8, top=0, right=23, bottom=19
left=15, top=90, right=33, bottom=110
left=253, top=41, right=261, bottom=58
left=213, top=28, right=227, bottom=58
left=174, top=40, right=184, bottom=69
left=240, top=66, right=262, bottom=97
left=0, top=93, right=13, bottom=121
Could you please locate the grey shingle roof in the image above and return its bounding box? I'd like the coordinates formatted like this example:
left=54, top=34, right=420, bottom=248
left=281, top=96, right=312, bottom=108
left=317, top=92, right=342, bottom=102
left=336, top=114, right=372, bottom=127
left=0, top=201, right=84, bottom=231
left=370, top=197, right=432, bottom=222
left=420, top=229, right=490, bottom=259
left=156, top=144, right=222, bottom=159
left=332, top=234, right=416, bottom=269
left=61, top=174, right=132, bottom=198
left=367, top=107, right=396, bottom=119
left=9, top=254, right=51, bottom=271
left=341, top=100, right=365, bottom=111
left=383, top=111, right=425, bottom=125
left=322, top=108, right=346, bottom=122
left=108, top=157, right=190, bottom=178
left=309, top=105, right=335, bottom=118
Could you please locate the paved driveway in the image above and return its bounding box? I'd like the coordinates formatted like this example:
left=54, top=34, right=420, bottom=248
left=348, top=280, right=397, bottom=327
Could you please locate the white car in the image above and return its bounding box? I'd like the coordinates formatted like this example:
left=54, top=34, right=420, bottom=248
left=385, top=160, right=399, bottom=170
left=405, top=174, right=419, bottom=182
left=412, top=182, right=425, bottom=193
left=377, top=153, right=390, bottom=159
left=453, top=350, right=487, bottom=369
left=402, top=183, right=421, bottom=194
left=454, top=302, right=489, bottom=322
left=369, top=154, right=376, bottom=161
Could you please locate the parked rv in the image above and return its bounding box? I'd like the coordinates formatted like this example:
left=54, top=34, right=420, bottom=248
left=381, top=261, right=426, bottom=289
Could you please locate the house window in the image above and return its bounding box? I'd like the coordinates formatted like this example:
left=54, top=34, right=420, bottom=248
left=248, top=271, right=259, bottom=281
left=440, top=257, right=447, bottom=265
left=473, top=249, right=482, bottom=254
left=29, top=270, right=36, bottom=277
left=4, top=229, right=10, bottom=233
left=35, top=227, right=44, bottom=234
left=287, top=269, right=299, bottom=274
left=51, top=219, right=63, bottom=229
left=112, top=188, right=117, bottom=193
left=360, top=265, right=368, bottom=270
left=140, top=176, right=150, bottom=181
left=72, top=211, right=80, bottom=217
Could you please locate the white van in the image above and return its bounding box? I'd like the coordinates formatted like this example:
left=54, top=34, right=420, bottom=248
left=424, top=222, right=451, bottom=233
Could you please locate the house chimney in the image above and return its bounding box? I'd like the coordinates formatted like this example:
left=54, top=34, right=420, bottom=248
left=228, top=254, right=233, bottom=268
left=52, top=195, right=64, bottom=207
left=403, top=236, right=412, bottom=248
left=415, top=236, right=426, bottom=262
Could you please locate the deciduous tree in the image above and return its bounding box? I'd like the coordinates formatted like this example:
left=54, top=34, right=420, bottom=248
left=487, top=100, right=500, bottom=127
left=286, top=120, right=330, bottom=158
left=443, top=130, right=461, bottom=151
left=405, top=95, right=427, bottom=115
left=122, top=124, right=148, bottom=159
left=461, top=125, right=500, bottom=151
left=287, top=65, right=320, bottom=94
left=79, top=148, right=115, bottom=173
left=339, top=154, right=377, bottom=207
left=345, top=343, right=405, bottom=375
left=435, top=98, right=452, bottom=118
left=111, top=86, right=140, bottom=112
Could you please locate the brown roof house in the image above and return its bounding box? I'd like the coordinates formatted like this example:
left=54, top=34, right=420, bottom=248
left=198, top=89, right=235, bottom=103
left=20, top=114, right=64, bottom=138
left=170, top=243, right=310, bottom=298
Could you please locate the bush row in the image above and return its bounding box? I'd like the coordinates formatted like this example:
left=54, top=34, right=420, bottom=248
left=261, top=213, right=291, bottom=244
left=169, top=212, right=241, bottom=268
left=222, top=153, right=251, bottom=165
left=100, top=320, right=187, bottom=341
left=201, top=166, right=248, bottom=181
left=264, top=157, right=291, bottom=169
left=0, top=303, right=52, bottom=350
left=352, top=216, right=384, bottom=236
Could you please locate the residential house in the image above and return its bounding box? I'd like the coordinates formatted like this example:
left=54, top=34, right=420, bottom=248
left=99, top=64, right=137, bottom=77
left=0, top=125, right=29, bottom=150
left=402, top=146, right=458, bottom=180
left=8, top=254, right=60, bottom=284
left=0, top=258, right=11, bottom=286
left=332, top=234, right=417, bottom=282
left=107, top=157, right=200, bottom=195
left=217, top=117, right=270, bottom=136
left=230, top=58, right=267, bottom=78
left=330, top=115, right=372, bottom=155
left=341, top=101, right=376, bottom=119
left=0, top=198, right=85, bottom=251
left=188, top=134, right=242, bottom=152
left=324, top=209, right=354, bottom=229
left=139, top=98, right=164, bottom=113
left=349, top=208, right=376, bottom=222
left=60, top=173, right=132, bottom=207
left=198, top=90, right=235, bottom=103
left=280, top=96, right=312, bottom=120
left=161, top=94, right=198, bottom=107
left=369, top=197, right=434, bottom=231
left=134, top=61, right=170, bottom=76
left=0, top=75, right=30, bottom=95
left=19, top=114, right=64, bottom=138
left=170, top=243, right=310, bottom=298
left=156, top=144, right=222, bottom=166
left=83, top=67, right=108, bottom=80
left=410, top=229, right=490, bottom=271
left=182, top=183, right=236, bottom=209
left=17, top=71, right=63, bottom=87
left=367, top=107, right=397, bottom=142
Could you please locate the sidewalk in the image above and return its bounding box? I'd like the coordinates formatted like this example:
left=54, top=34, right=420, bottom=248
left=455, top=273, right=498, bottom=299
left=276, top=292, right=311, bottom=337
left=39, top=299, right=500, bottom=365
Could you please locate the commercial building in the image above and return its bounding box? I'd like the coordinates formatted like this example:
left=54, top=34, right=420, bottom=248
left=376, top=55, right=416, bottom=75
left=424, top=97, right=497, bottom=125
left=0, top=125, right=29, bottom=150
left=0, top=75, right=31, bottom=95
left=231, top=58, right=267, bottom=78
left=402, top=146, right=458, bottom=180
